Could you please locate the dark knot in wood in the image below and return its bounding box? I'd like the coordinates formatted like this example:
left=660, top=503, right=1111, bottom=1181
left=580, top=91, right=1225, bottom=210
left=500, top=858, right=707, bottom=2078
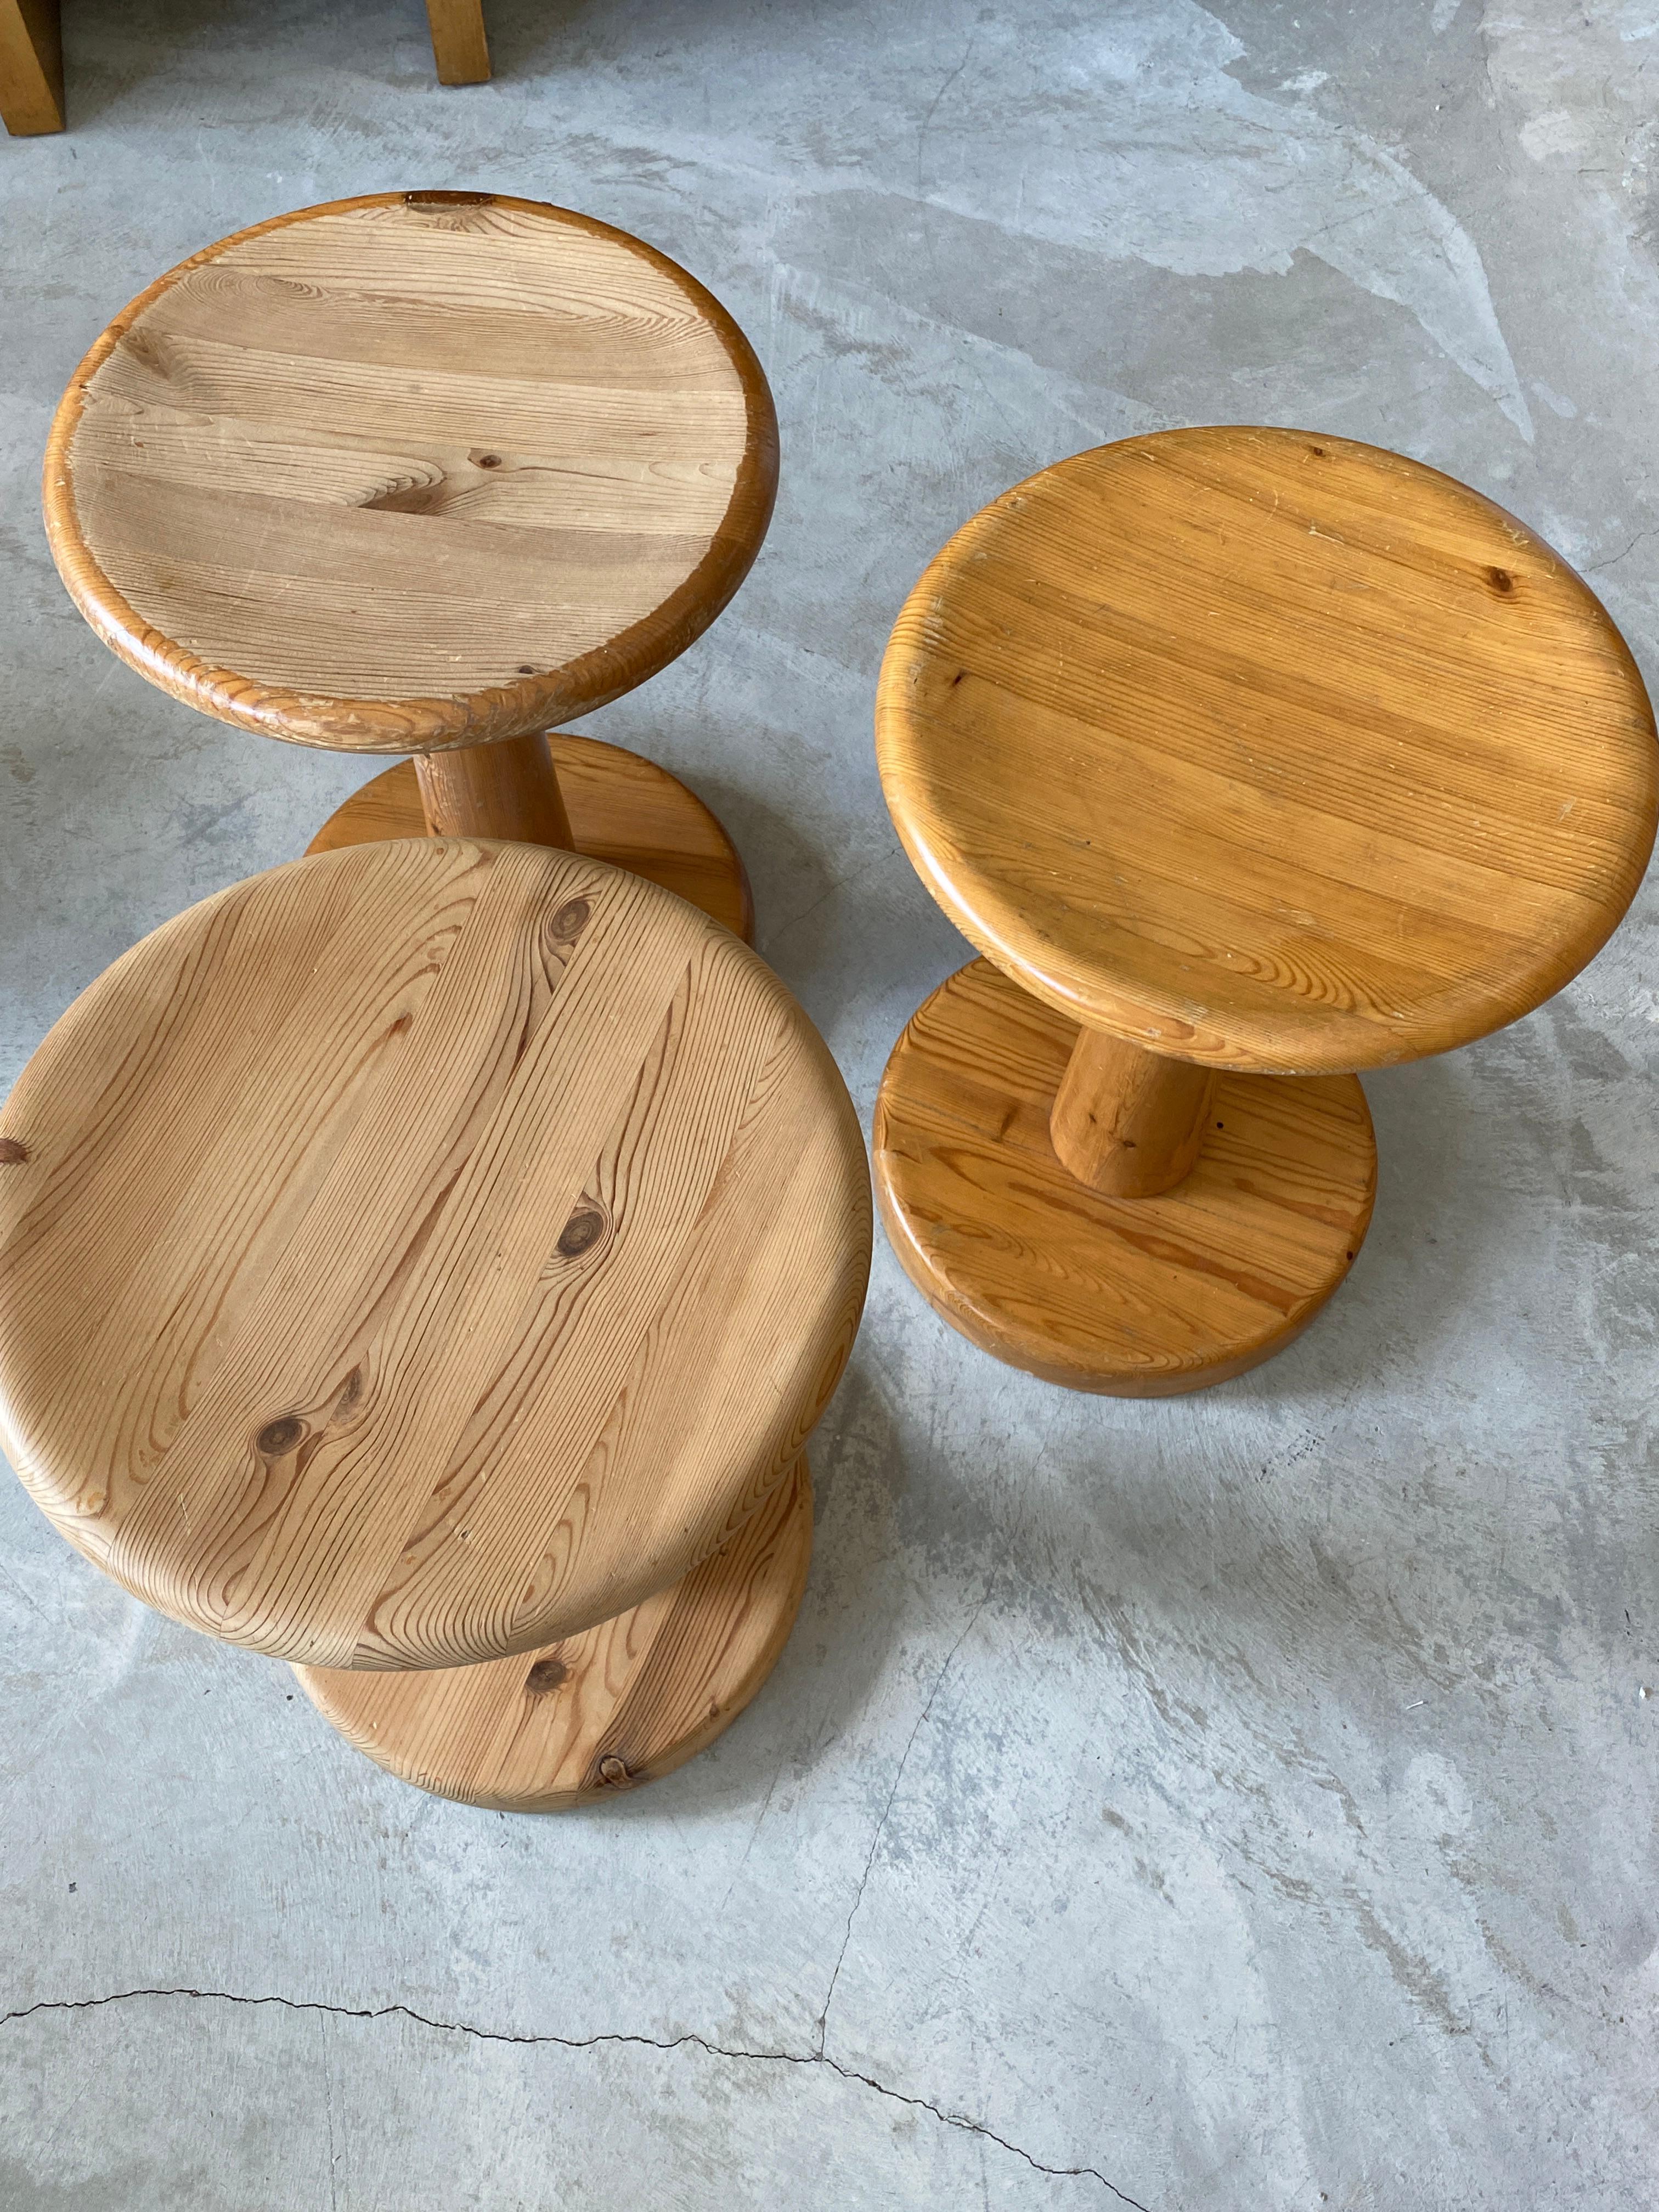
left=256, top=1414, right=307, bottom=1458
left=556, top=1206, right=607, bottom=1259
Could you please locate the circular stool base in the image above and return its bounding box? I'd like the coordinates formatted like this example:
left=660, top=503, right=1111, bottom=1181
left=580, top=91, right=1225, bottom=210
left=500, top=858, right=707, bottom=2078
left=307, top=732, right=755, bottom=943
left=874, top=962, right=1376, bottom=1396
left=292, top=1460, right=811, bottom=1810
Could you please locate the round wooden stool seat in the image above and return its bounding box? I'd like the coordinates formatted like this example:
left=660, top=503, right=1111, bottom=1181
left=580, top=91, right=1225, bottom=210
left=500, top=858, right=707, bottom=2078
left=46, top=190, right=775, bottom=754
left=0, top=839, right=870, bottom=1798
left=876, top=428, right=1656, bottom=1393
left=43, top=189, right=775, bottom=907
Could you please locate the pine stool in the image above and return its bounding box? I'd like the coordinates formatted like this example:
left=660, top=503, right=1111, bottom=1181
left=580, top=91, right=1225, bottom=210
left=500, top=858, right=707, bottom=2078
left=0, top=838, right=871, bottom=1807
left=874, top=428, right=1657, bottom=1396
left=43, top=190, right=775, bottom=940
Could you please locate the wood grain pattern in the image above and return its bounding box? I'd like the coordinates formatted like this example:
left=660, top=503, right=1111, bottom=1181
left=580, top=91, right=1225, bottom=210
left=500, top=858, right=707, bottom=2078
left=45, top=193, right=778, bottom=753
left=874, top=960, right=1375, bottom=1394
left=307, top=733, right=755, bottom=944
left=425, top=0, right=490, bottom=84
left=877, top=428, right=1658, bottom=1075
left=0, top=0, right=63, bottom=134
left=0, top=839, right=870, bottom=1665
left=295, top=1457, right=811, bottom=1809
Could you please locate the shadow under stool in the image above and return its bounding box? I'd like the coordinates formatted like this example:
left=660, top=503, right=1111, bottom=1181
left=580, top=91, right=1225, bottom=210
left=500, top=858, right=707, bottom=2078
left=43, top=188, right=776, bottom=934
left=0, top=839, right=872, bottom=1805
left=874, top=427, right=1657, bottom=1395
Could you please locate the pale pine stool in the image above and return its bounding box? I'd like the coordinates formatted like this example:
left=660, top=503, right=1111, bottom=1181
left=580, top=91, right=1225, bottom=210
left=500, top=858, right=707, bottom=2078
left=44, top=190, right=774, bottom=938
left=874, top=428, right=1657, bottom=1395
left=0, top=839, right=871, bottom=1807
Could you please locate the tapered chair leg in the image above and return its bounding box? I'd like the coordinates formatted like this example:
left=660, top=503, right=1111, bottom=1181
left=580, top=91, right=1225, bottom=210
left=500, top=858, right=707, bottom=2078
left=425, top=0, right=490, bottom=85
left=0, top=0, right=64, bottom=135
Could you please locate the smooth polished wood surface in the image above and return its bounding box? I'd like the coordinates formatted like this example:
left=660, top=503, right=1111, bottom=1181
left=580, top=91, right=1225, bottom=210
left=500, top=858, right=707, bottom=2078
left=877, top=428, right=1658, bottom=1076
left=1050, top=1026, right=1217, bottom=1197
left=46, top=192, right=778, bottom=753
left=414, top=731, right=575, bottom=847
left=0, top=840, right=870, bottom=1665
left=425, top=0, right=490, bottom=84
left=296, top=1457, right=811, bottom=1809
left=874, top=961, right=1375, bottom=1394
left=0, top=0, right=63, bottom=134
left=308, top=732, right=755, bottom=944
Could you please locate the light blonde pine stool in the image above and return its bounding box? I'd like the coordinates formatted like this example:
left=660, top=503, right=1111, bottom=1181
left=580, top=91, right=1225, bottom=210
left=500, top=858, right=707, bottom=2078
left=0, top=838, right=871, bottom=1807
left=43, top=190, right=774, bottom=939
left=874, top=427, right=1657, bottom=1396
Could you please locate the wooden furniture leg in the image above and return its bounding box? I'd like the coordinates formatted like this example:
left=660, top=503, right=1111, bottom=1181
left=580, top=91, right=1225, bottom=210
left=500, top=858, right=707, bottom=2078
left=1, top=0, right=493, bottom=135
left=0, top=0, right=64, bottom=135
left=425, top=0, right=490, bottom=85
left=414, top=731, right=574, bottom=845
left=315, top=732, right=756, bottom=945
left=1049, top=1025, right=1217, bottom=1199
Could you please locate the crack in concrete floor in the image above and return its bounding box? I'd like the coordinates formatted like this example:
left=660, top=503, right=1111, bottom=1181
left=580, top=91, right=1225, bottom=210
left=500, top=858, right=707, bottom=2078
left=0, top=1988, right=1151, bottom=2208
left=812, top=1587, right=993, bottom=2058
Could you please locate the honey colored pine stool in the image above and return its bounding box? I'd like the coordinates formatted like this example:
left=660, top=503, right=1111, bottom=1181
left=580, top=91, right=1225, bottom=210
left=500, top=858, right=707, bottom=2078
left=0, top=838, right=871, bottom=1807
left=43, top=190, right=775, bottom=937
left=874, top=428, right=1658, bottom=1395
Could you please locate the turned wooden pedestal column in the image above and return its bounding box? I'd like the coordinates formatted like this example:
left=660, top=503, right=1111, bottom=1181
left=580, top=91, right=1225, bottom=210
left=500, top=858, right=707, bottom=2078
left=1049, top=1028, right=1217, bottom=1198
left=413, top=730, right=576, bottom=847
left=873, top=428, right=1657, bottom=1395
left=43, top=189, right=775, bottom=941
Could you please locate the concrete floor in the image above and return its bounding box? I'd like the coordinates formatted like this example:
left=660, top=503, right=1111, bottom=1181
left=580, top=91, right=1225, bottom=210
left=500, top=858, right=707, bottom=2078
left=3, top=1, right=1658, bottom=2204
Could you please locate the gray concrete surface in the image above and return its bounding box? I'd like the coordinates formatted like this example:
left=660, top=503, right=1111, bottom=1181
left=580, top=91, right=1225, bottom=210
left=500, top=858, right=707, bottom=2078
left=3, top=1, right=1658, bottom=2204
